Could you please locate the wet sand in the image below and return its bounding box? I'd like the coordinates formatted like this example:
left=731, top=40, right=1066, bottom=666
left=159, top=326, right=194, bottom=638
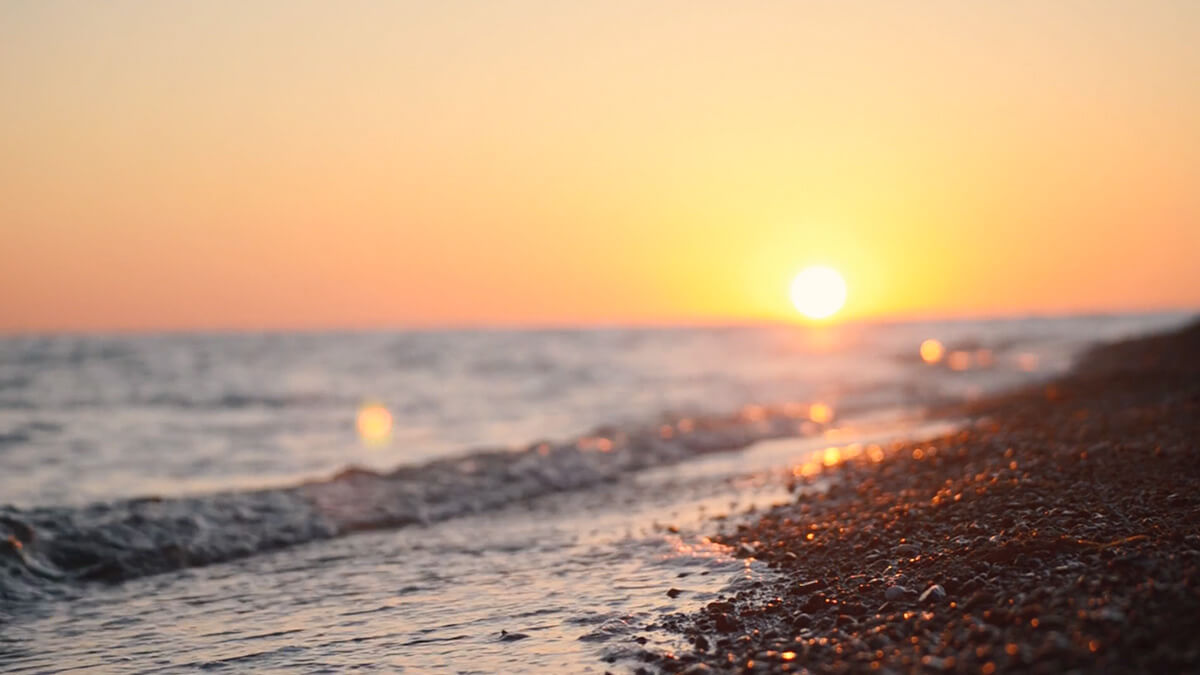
left=639, top=319, right=1200, bottom=673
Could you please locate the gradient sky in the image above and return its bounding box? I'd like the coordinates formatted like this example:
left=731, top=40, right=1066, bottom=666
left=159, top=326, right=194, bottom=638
left=2, top=1, right=1198, bottom=332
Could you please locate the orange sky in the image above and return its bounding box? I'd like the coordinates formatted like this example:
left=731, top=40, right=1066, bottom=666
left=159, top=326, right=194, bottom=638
left=2, top=1, right=1198, bottom=332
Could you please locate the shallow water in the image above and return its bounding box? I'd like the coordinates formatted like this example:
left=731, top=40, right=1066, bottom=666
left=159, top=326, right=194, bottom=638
left=4, top=425, right=952, bottom=673
left=0, top=313, right=1189, bottom=671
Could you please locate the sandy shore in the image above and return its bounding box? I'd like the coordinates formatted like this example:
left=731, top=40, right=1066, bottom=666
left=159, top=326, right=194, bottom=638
left=638, top=319, right=1200, bottom=674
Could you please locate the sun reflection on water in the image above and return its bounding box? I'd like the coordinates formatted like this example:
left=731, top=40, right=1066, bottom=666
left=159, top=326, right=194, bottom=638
left=822, top=447, right=841, bottom=467
left=1017, top=352, right=1040, bottom=372
left=947, top=350, right=971, bottom=371
left=792, top=440, right=878, bottom=479
left=356, top=402, right=393, bottom=446
left=809, top=402, right=833, bottom=424
left=919, top=339, right=945, bottom=364
left=577, top=436, right=614, bottom=452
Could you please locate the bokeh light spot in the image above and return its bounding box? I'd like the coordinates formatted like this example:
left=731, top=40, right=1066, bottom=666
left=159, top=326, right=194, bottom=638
left=356, top=402, right=393, bottom=446
left=947, top=350, right=971, bottom=371
left=822, top=447, right=841, bottom=467
left=809, top=402, right=834, bottom=424
left=1017, top=352, right=1040, bottom=372
left=920, top=339, right=945, bottom=364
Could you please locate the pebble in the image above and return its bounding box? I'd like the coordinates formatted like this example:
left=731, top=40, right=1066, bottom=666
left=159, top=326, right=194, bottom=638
left=922, top=655, right=954, bottom=671
left=919, top=584, right=947, bottom=603
left=802, top=593, right=827, bottom=613
left=885, top=585, right=914, bottom=601
left=713, top=613, right=739, bottom=633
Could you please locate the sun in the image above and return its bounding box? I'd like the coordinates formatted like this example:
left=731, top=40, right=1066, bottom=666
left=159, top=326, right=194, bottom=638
left=790, top=266, right=847, bottom=320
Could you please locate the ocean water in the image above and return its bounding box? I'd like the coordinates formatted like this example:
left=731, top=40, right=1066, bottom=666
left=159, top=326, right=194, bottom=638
left=0, top=313, right=1189, bottom=672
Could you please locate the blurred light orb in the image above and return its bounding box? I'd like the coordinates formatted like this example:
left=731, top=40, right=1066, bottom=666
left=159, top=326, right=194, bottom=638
left=920, top=338, right=945, bottom=364
left=1017, top=352, right=1040, bottom=372
left=790, top=266, right=847, bottom=320
left=947, top=351, right=971, bottom=371
left=822, top=446, right=841, bottom=467
left=809, top=402, right=834, bottom=424
left=356, top=402, right=393, bottom=445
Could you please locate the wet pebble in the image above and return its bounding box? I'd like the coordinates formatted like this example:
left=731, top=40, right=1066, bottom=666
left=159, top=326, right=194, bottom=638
left=919, top=584, right=947, bottom=603
left=713, top=613, right=739, bottom=633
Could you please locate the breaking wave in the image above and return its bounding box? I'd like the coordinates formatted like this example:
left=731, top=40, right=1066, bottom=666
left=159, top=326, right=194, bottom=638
left=0, top=408, right=819, bottom=603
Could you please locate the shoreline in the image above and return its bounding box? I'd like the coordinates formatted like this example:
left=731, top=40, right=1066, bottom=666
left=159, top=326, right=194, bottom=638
left=638, top=318, right=1200, bottom=673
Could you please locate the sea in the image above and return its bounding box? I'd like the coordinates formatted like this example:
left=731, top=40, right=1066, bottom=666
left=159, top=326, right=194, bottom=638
left=0, top=313, right=1189, bottom=672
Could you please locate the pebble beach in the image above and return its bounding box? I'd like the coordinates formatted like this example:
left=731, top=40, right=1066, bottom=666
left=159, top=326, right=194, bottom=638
left=643, top=319, right=1200, bottom=674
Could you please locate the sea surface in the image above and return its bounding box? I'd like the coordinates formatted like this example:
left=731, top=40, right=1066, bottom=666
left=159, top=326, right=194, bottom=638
left=0, top=313, right=1189, bottom=672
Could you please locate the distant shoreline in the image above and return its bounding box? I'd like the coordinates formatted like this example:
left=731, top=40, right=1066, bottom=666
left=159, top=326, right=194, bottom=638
left=641, top=317, right=1200, bottom=673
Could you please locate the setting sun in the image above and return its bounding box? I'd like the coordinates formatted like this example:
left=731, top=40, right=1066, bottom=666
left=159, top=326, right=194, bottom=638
left=790, top=266, right=847, bottom=320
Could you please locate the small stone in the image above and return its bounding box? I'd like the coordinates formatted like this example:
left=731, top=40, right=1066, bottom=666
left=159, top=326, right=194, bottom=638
left=1090, top=607, right=1125, bottom=623
left=966, top=590, right=995, bottom=609
left=841, top=601, right=867, bottom=615
left=738, top=542, right=758, bottom=557
left=922, top=655, right=953, bottom=671
left=1038, top=614, right=1067, bottom=629
left=918, top=584, right=947, bottom=603
left=802, top=593, right=827, bottom=613
left=667, top=588, right=683, bottom=598
left=885, top=585, right=914, bottom=601
left=896, top=543, right=921, bottom=557
left=714, top=613, right=739, bottom=633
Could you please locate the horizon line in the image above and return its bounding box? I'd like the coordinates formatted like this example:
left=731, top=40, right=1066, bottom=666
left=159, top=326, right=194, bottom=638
left=2, top=306, right=1195, bottom=339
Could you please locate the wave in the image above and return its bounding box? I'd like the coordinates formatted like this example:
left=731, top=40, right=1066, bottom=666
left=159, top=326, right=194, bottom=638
left=0, top=406, right=824, bottom=603
left=0, top=391, right=346, bottom=413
